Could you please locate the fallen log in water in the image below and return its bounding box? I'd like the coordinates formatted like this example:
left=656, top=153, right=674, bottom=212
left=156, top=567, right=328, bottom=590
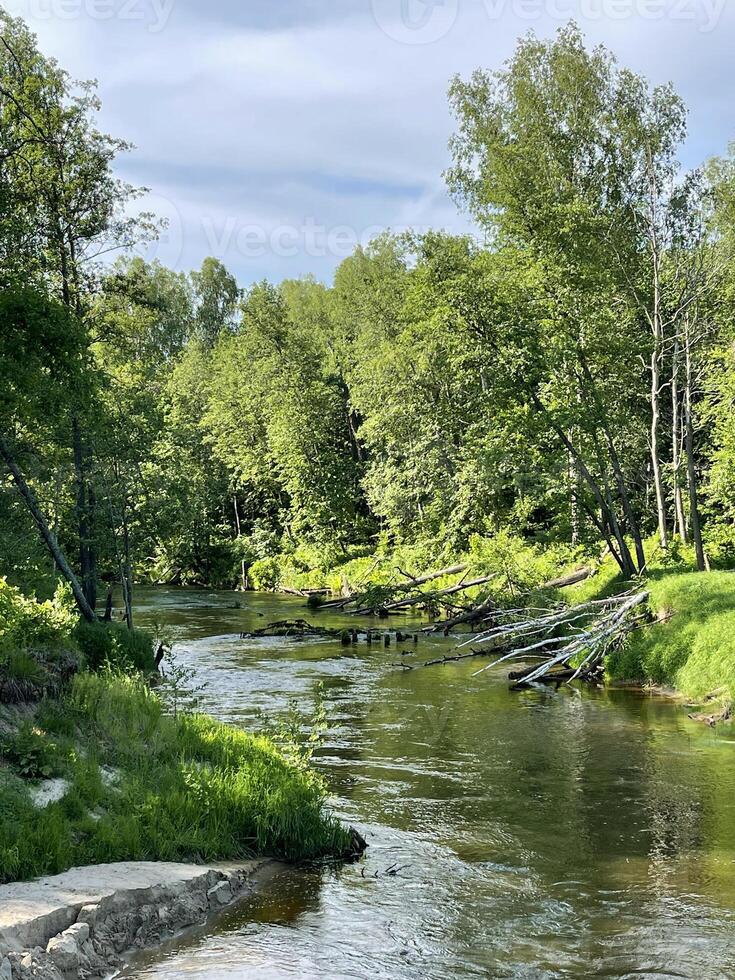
left=240, top=620, right=421, bottom=646
left=467, top=591, right=650, bottom=685
left=317, top=563, right=471, bottom=612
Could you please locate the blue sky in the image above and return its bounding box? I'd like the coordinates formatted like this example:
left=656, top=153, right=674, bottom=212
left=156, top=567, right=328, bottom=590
left=8, top=0, right=735, bottom=285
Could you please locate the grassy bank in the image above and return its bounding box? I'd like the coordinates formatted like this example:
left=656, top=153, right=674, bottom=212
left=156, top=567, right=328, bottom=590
left=0, top=580, right=350, bottom=884
left=607, top=570, right=735, bottom=701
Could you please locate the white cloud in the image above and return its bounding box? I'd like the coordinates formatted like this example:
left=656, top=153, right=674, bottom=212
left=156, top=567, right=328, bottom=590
left=13, top=0, right=735, bottom=283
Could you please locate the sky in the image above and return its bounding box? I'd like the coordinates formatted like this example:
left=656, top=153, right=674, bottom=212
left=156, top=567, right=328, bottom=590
left=6, top=0, right=735, bottom=285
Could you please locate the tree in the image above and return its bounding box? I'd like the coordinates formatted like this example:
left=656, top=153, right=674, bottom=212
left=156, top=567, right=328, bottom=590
left=446, top=24, right=695, bottom=571
left=191, top=257, right=240, bottom=346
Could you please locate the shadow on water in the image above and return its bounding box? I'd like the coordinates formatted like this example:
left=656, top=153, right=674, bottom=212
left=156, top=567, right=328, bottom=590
left=122, top=586, right=735, bottom=979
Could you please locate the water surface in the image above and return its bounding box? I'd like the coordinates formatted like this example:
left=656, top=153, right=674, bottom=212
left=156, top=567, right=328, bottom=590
left=123, top=587, right=735, bottom=979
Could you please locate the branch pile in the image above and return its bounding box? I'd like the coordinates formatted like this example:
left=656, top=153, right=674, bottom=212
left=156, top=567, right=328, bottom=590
left=466, top=591, right=649, bottom=685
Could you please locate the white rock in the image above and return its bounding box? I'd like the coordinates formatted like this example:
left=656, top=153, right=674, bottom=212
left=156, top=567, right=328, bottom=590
left=28, top=779, right=69, bottom=810
left=46, top=933, right=79, bottom=973
left=77, top=905, right=98, bottom=927
left=64, top=922, right=89, bottom=944
left=207, top=881, right=232, bottom=906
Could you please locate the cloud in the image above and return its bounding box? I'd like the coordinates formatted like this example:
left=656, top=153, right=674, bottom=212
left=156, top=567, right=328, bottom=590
left=11, top=0, right=735, bottom=284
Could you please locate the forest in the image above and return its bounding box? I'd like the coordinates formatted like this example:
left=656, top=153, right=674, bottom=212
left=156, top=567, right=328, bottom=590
left=3, top=13, right=735, bottom=622
left=6, top=10, right=735, bottom=977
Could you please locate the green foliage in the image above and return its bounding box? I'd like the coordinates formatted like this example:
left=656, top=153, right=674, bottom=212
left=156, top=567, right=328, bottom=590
left=73, top=621, right=156, bottom=673
left=257, top=683, right=329, bottom=771
left=156, top=649, right=207, bottom=719
left=0, top=579, right=76, bottom=654
left=1, top=723, right=62, bottom=779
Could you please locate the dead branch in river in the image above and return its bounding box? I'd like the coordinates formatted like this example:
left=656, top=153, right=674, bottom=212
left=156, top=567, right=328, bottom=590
left=467, top=591, right=649, bottom=684
left=396, top=592, right=650, bottom=688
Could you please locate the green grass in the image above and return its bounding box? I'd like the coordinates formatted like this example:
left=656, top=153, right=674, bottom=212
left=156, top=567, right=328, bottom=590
left=0, top=671, right=350, bottom=883
left=607, top=570, right=735, bottom=699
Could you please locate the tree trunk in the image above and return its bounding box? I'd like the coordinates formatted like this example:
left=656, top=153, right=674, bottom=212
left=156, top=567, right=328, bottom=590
left=650, top=343, right=669, bottom=551
left=72, top=417, right=97, bottom=611
left=534, top=396, right=637, bottom=577
left=684, top=323, right=706, bottom=572
left=671, top=337, right=687, bottom=542
left=122, top=509, right=133, bottom=629
left=233, top=494, right=247, bottom=591
left=0, top=433, right=96, bottom=622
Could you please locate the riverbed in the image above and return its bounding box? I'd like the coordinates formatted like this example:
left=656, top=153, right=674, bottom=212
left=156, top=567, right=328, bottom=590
left=123, top=587, right=735, bottom=979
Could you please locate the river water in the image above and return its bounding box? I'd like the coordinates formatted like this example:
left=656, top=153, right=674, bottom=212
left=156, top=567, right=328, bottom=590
left=122, top=586, right=735, bottom=980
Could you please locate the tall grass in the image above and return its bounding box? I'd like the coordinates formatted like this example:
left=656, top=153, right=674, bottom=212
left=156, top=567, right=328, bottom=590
left=0, top=671, right=350, bottom=883
left=607, top=571, right=735, bottom=699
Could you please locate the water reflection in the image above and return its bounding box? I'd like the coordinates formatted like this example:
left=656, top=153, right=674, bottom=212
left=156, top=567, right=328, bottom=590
left=122, top=587, right=735, bottom=979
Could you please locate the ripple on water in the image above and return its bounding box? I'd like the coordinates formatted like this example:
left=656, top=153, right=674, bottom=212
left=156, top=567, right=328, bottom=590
left=122, top=587, right=735, bottom=980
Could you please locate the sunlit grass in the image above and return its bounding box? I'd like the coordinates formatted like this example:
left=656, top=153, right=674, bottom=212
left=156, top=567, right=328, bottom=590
left=0, top=671, right=350, bottom=883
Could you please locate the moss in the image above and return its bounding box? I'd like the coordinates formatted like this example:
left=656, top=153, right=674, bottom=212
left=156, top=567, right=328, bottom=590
left=607, top=571, right=735, bottom=699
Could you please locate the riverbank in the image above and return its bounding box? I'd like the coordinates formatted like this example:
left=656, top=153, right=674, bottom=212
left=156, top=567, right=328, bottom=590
left=0, top=858, right=276, bottom=979
left=606, top=570, right=735, bottom=708
left=252, top=540, right=735, bottom=714
left=0, top=580, right=354, bottom=887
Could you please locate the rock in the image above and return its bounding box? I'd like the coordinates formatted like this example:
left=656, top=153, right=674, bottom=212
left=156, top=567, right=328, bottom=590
left=0, top=958, right=11, bottom=980
left=46, top=933, right=79, bottom=973
left=28, top=780, right=70, bottom=810
left=207, top=881, right=232, bottom=906
left=64, top=922, right=89, bottom=944
left=76, top=905, right=98, bottom=927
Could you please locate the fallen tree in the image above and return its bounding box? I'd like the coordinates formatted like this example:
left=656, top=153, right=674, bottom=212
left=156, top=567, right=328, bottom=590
left=395, top=591, right=650, bottom=687
left=317, top=563, right=471, bottom=612
left=351, top=574, right=499, bottom=617
left=467, top=591, right=650, bottom=685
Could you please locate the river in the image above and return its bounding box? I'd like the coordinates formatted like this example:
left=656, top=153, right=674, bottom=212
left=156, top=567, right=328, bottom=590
left=121, top=586, right=735, bottom=979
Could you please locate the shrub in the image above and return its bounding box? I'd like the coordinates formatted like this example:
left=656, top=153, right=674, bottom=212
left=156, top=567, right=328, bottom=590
left=74, top=621, right=156, bottom=672
left=0, top=578, right=75, bottom=654
left=0, top=722, right=63, bottom=779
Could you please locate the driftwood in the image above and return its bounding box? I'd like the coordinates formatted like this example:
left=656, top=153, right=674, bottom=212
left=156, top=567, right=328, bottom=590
left=467, top=591, right=649, bottom=685
left=240, top=619, right=341, bottom=639
left=395, top=592, right=649, bottom=688
left=688, top=702, right=733, bottom=726
left=279, top=586, right=330, bottom=597
left=240, top=619, right=419, bottom=645
left=540, top=566, right=595, bottom=590
left=422, top=594, right=497, bottom=634
left=352, top=574, right=499, bottom=616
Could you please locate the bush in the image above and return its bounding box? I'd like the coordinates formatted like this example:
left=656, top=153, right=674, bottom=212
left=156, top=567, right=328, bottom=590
left=1, top=722, right=63, bottom=779
left=74, top=621, right=156, bottom=672
left=0, top=578, right=75, bottom=655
